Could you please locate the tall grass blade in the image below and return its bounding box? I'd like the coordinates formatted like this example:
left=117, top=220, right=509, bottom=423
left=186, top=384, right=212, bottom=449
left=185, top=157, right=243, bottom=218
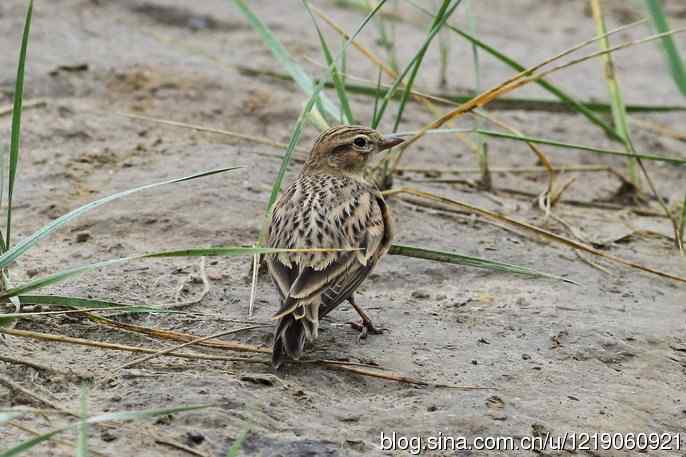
left=589, top=0, right=638, bottom=185
left=466, top=0, right=489, bottom=188
left=0, top=145, right=6, bottom=254
left=645, top=0, right=686, bottom=95
left=1, top=404, right=212, bottom=457
left=231, top=0, right=341, bottom=120
left=303, top=1, right=354, bottom=124
left=6, top=0, right=33, bottom=250
left=0, top=167, right=240, bottom=269
left=373, top=0, right=462, bottom=128
left=391, top=0, right=459, bottom=131
left=389, top=244, right=576, bottom=284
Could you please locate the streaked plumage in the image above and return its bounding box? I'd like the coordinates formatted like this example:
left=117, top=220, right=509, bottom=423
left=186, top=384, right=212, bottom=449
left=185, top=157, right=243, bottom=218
left=266, top=125, right=402, bottom=369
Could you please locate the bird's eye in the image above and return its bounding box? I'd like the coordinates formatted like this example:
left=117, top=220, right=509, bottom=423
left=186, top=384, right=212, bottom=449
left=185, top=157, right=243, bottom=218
left=353, top=136, right=368, bottom=148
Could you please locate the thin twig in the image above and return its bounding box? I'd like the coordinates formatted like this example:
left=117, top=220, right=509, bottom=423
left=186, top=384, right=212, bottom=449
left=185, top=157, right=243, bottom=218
left=0, top=374, right=74, bottom=415
left=0, top=353, right=86, bottom=378
left=113, top=325, right=264, bottom=372
left=0, top=98, right=46, bottom=117
left=102, top=111, right=308, bottom=159
left=395, top=164, right=611, bottom=174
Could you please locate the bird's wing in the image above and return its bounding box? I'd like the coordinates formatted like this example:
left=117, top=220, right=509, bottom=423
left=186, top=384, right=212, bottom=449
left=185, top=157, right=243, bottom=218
left=267, top=176, right=393, bottom=319
left=318, top=190, right=393, bottom=318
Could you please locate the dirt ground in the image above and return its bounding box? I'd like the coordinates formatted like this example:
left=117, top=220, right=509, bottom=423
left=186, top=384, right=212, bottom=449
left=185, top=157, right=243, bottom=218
left=1, top=0, right=685, bottom=456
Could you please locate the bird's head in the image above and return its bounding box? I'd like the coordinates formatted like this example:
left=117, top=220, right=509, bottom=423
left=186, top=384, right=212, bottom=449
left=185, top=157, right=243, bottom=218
left=302, top=125, right=404, bottom=176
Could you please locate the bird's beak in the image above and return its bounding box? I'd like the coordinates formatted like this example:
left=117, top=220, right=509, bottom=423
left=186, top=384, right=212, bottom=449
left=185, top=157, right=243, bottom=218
left=378, top=134, right=405, bottom=151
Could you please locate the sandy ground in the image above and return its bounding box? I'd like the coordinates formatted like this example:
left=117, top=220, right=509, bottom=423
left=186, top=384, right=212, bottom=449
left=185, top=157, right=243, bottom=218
left=1, top=0, right=685, bottom=456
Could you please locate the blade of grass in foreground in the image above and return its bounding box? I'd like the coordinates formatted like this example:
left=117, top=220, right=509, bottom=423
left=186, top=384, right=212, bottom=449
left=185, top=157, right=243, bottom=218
left=14, top=295, right=178, bottom=315
left=645, top=0, right=686, bottom=96
left=6, top=0, right=33, bottom=250
left=389, top=244, right=576, bottom=284
left=226, top=428, right=250, bottom=457
left=0, top=247, right=361, bottom=300
left=1, top=404, right=212, bottom=457
left=231, top=0, right=342, bottom=121
left=76, top=385, right=88, bottom=457
left=0, top=167, right=240, bottom=269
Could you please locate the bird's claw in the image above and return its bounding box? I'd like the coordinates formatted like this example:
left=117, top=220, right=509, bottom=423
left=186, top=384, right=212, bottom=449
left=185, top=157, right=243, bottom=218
left=349, top=320, right=385, bottom=342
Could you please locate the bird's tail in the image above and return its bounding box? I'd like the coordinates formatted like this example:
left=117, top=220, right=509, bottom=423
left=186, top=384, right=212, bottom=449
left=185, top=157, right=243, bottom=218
left=272, top=304, right=318, bottom=370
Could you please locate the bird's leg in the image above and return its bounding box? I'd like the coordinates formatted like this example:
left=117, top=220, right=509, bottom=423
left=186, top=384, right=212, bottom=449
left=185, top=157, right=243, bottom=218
left=347, top=294, right=384, bottom=340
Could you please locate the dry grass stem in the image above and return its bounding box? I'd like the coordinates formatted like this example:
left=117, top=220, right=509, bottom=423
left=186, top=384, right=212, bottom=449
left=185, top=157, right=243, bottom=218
left=383, top=187, right=686, bottom=283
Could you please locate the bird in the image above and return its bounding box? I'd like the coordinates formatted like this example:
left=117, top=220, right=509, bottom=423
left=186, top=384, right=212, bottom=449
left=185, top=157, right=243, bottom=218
left=265, top=124, right=403, bottom=370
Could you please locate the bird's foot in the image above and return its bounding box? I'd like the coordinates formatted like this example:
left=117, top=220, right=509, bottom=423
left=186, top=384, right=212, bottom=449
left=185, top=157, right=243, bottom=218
left=349, top=320, right=385, bottom=342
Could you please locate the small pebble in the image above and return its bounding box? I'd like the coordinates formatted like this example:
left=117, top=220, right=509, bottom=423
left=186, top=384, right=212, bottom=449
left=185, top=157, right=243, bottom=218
left=411, top=290, right=431, bottom=299
left=186, top=431, right=205, bottom=446
left=101, top=430, right=117, bottom=442
left=75, top=231, right=91, bottom=243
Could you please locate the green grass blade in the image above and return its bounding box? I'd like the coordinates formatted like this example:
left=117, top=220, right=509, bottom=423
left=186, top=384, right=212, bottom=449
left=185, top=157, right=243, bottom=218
left=0, top=144, right=7, bottom=254
left=389, top=243, right=577, bottom=284
left=6, top=0, right=33, bottom=250
left=231, top=0, right=341, bottom=120
left=304, top=1, right=355, bottom=124
left=1, top=404, right=212, bottom=457
left=0, top=257, right=134, bottom=300
left=239, top=67, right=686, bottom=113
left=0, top=167, right=240, bottom=269
left=76, top=384, right=89, bottom=457
left=590, top=0, right=637, bottom=184
left=467, top=0, right=488, bottom=185
left=373, top=0, right=462, bottom=128
left=226, top=428, right=249, bottom=457
left=0, top=412, right=24, bottom=424
left=0, top=247, right=359, bottom=300
left=679, top=193, right=686, bottom=243
left=404, top=0, right=623, bottom=142
left=12, top=295, right=178, bottom=315
left=371, top=65, right=383, bottom=122
left=475, top=129, right=686, bottom=165
left=645, top=0, right=686, bottom=95
left=392, top=0, right=460, bottom=131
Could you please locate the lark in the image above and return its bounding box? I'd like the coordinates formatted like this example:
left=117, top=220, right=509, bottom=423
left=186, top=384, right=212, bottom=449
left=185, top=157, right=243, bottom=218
left=266, top=125, right=403, bottom=369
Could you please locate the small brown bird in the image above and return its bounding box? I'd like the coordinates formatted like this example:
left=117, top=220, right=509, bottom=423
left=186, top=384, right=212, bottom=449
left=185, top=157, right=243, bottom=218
left=266, top=125, right=403, bottom=369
